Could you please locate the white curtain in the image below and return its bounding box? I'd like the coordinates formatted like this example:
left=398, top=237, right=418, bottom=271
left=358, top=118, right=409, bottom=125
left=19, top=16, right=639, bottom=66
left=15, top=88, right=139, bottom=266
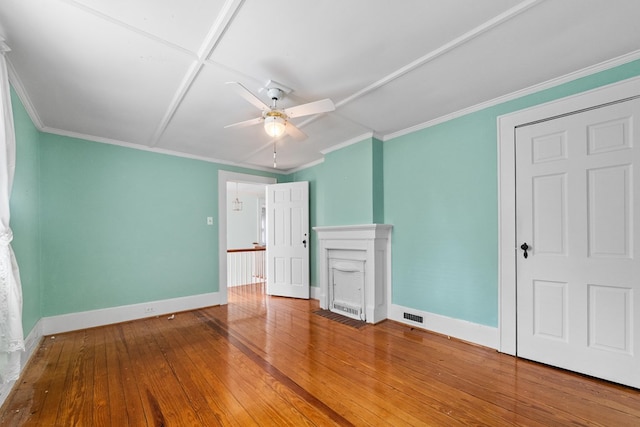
left=0, top=45, right=24, bottom=383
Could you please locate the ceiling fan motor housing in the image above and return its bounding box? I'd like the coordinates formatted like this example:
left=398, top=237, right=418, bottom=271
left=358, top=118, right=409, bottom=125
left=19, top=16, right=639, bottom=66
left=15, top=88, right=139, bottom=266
left=267, top=87, right=284, bottom=101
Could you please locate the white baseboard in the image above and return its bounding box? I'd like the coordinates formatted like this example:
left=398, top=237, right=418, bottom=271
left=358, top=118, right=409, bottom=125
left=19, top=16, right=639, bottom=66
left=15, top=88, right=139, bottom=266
left=310, top=285, right=320, bottom=300
left=1, top=292, right=222, bottom=408
left=22, top=320, right=43, bottom=366
left=388, top=304, right=499, bottom=350
left=0, top=318, right=44, bottom=408
left=42, top=292, right=222, bottom=336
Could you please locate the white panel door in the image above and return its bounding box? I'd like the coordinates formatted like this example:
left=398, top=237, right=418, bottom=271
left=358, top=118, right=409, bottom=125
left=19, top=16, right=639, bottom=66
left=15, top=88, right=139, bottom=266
left=516, top=98, right=640, bottom=388
left=266, top=181, right=310, bottom=299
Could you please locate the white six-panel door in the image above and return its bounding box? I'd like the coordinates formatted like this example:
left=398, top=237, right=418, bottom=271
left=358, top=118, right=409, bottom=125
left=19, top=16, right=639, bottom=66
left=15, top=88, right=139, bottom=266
left=515, top=98, right=640, bottom=388
left=266, top=181, right=310, bottom=299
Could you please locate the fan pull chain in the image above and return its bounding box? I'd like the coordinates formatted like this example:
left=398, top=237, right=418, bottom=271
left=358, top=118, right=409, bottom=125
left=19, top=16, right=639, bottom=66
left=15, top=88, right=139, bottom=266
left=273, top=142, right=277, bottom=168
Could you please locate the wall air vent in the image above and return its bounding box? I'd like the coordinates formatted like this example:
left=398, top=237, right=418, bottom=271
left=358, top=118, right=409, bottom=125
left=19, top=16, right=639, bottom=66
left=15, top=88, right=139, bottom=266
left=403, top=312, right=424, bottom=323
left=333, top=302, right=361, bottom=317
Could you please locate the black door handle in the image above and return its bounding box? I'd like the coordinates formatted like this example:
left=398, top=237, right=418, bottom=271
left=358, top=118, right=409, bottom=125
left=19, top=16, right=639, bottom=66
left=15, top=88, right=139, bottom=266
left=302, top=239, right=307, bottom=248
left=520, top=242, right=529, bottom=259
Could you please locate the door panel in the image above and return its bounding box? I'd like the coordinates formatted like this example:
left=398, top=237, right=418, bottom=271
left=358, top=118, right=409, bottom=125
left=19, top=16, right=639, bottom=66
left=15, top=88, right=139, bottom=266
left=532, top=279, right=567, bottom=341
left=587, top=165, right=631, bottom=258
left=532, top=173, right=567, bottom=255
left=266, top=181, right=310, bottom=299
left=515, top=98, right=640, bottom=388
left=588, top=284, right=632, bottom=354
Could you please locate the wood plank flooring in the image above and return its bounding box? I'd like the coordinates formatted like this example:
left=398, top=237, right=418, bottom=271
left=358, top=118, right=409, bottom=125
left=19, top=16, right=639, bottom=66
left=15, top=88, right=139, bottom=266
left=1, top=283, right=639, bottom=426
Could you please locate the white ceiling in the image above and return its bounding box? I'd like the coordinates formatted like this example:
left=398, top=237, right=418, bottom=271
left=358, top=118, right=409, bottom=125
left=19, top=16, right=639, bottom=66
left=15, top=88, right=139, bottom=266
left=1, top=0, right=640, bottom=172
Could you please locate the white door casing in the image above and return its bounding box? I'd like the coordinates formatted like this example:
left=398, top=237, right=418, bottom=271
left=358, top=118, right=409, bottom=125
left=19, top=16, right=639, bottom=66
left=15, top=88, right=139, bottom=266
left=515, top=98, right=640, bottom=387
left=498, top=76, right=640, bottom=356
left=266, top=181, right=310, bottom=299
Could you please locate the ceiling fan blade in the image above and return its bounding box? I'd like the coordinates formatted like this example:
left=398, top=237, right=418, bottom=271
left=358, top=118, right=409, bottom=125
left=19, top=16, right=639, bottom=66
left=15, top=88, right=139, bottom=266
left=285, top=98, right=335, bottom=118
left=285, top=122, right=307, bottom=141
left=226, top=82, right=269, bottom=111
left=224, top=117, right=263, bottom=129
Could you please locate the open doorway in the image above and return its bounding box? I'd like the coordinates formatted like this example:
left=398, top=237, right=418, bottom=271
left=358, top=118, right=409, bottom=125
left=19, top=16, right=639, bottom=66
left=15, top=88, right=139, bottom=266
left=226, top=181, right=267, bottom=292
left=218, top=171, right=276, bottom=305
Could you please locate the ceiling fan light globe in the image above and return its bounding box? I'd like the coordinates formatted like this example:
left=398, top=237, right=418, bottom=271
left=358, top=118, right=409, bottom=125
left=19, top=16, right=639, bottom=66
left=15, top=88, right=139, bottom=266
left=264, top=115, right=286, bottom=138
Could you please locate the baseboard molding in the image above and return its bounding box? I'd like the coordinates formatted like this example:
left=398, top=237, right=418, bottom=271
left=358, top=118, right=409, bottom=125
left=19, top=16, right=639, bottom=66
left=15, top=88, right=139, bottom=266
left=0, top=318, right=44, bottom=408
left=22, top=320, right=43, bottom=366
left=310, top=285, right=320, bottom=300
left=42, top=292, right=222, bottom=336
left=388, top=304, right=499, bottom=349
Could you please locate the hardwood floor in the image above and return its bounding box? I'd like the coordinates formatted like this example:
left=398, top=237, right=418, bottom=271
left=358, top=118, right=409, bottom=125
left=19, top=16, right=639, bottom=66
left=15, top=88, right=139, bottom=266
left=1, top=284, right=639, bottom=426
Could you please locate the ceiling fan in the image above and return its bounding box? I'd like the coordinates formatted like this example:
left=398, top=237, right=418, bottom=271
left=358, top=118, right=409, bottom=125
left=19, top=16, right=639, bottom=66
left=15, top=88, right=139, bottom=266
left=224, top=81, right=335, bottom=141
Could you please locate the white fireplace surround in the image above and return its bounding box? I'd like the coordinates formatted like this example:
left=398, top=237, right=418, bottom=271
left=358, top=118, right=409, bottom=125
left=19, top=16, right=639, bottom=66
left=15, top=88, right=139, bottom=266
left=313, top=224, right=392, bottom=324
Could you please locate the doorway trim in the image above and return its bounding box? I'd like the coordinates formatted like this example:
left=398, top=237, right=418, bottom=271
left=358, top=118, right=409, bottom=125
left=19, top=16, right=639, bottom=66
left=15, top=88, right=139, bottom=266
left=497, top=75, right=640, bottom=355
left=218, top=171, right=277, bottom=305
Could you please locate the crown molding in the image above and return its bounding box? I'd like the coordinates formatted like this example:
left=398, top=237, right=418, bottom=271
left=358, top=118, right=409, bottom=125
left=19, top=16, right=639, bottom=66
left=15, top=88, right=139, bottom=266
left=7, top=60, right=45, bottom=129
left=284, top=157, right=324, bottom=174
left=384, top=49, right=640, bottom=142
left=40, top=126, right=282, bottom=174
left=320, top=132, right=374, bottom=155
left=282, top=131, right=376, bottom=174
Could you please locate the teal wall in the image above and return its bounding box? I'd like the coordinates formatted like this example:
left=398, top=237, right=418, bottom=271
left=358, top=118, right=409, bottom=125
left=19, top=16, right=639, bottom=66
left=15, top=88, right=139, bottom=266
left=37, top=134, right=282, bottom=316
left=371, top=138, right=384, bottom=223
left=321, top=138, right=380, bottom=225
left=290, top=137, right=384, bottom=287
left=9, top=88, right=41, bottom=335
left=9, top=57, right=640, bottom=335
left=385, top=113, right=498, bottom=325
left=39, top=135, right=222, bottom=315
left=10, top=94, right=283, bottom=320
left=384, top=59, right=640, bottom=327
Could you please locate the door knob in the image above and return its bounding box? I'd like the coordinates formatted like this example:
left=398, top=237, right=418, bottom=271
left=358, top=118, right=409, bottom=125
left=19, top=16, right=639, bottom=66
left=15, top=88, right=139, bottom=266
left=302, top=239, right=307, bottom=248
left=520, top=242, right=529, bottom=259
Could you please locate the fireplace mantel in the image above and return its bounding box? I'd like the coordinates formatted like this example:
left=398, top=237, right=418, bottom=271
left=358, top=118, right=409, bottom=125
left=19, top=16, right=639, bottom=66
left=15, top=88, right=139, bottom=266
left=313, top=224, right=392, bottom=324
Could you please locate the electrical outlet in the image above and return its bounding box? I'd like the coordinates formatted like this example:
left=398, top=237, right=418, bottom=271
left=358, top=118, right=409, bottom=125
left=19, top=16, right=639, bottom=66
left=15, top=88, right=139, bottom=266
left=145, top=307, right=154, bottom=313
left=207, top=216, right=213, bottom=225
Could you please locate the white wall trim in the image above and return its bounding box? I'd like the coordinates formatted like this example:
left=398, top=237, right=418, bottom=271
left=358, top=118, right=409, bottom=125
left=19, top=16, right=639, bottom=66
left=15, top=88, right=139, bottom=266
left=7, top=60, right=44, bottom=129
left=0, top=292, right=221, bottom=406
left=7, top=66, right=280, bottom=175
left=23, top=320, right=43, bottom=364
left=285, top=157, right=324, bottom=174
left=41, top=292, right=221, bottom=336
left=43, top=126, right=282, bottom=174
left=497, top=75, right=640, bottom=355
left=0, top=319, right=44, bottom=408
left=388, top=304, right=499, bottom=350
left=320, top=132, right=374, bottom=155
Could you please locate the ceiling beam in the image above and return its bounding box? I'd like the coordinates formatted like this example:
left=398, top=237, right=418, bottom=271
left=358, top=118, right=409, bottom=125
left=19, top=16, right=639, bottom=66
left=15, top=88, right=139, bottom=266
left=335, top=0, right=545, bottom=110
left=148, top=0, right=246, bottom=148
